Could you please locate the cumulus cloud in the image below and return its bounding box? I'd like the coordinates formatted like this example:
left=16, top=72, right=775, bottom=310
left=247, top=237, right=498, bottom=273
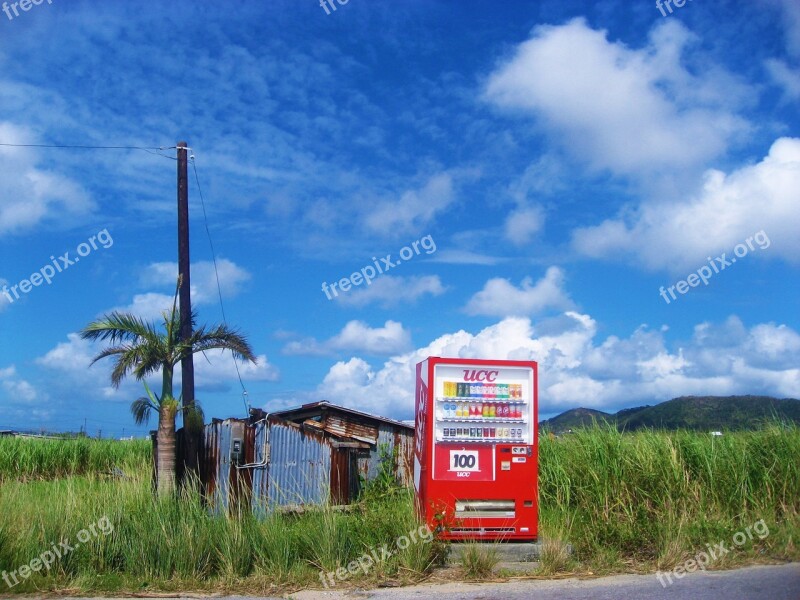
left=505, top=205, right=544, bottom=246
left=484, top=19, right=751, bottom=177
left=336, top=275, right=446, bottom=308
left=572, top=137, right=800, bottom=271
left=193, top=348, right=280, bottom=392
left=465, top=267, right=573, bottom=317
left=765, top=59, right=800, bottom=102
left=313, top=314, right=800, bottom=420
left=104, top=259, right=252, bottom=321
left=0, top=123, right=94, bottom=236
left=0, top=365, right=39, bottom=404
left=283, top=320, right=412, bottom=356
left=140, top=259, right=251, bottom=304
left=36, top=332, right=279, bottom=397
left=0, top=278, right=10, bottom=312
left=363, top=173, right=455, bottom=235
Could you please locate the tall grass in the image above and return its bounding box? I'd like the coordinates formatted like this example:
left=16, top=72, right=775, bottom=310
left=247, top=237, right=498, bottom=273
left=0, top=472, right=434, bottom=593
left=0, top=437, right=150, bottom=480
left=538, top=424, right=800, bottom=571
left=1, top=426, right=798, bottom=593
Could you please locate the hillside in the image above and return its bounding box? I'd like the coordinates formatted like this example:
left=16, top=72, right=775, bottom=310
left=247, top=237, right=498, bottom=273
left=539, top=407, right=613, bottom=431
left=540, top=395, right=800, bottom=432
left=619, top=395, right=800, bottom=431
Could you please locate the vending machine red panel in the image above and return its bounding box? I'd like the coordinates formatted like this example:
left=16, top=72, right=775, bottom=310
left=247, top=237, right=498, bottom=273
left=413, top=357, right=538, bottom=541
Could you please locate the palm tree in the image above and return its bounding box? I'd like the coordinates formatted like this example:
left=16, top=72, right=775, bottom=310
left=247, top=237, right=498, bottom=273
left=81, top=294, right=257, bottom=496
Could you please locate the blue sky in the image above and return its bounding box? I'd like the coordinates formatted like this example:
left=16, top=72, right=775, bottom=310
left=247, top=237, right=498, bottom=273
left=0, top=0, right=798, bottom=437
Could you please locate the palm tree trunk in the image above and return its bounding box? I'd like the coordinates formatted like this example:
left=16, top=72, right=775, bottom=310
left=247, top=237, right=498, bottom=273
left=155, top=365, right=176, bottom=496
left=156, top=401, right=177, bottom=496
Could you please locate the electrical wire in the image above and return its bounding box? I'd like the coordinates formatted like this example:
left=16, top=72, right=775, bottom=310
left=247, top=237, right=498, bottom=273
left=0, top=142, right=175, bottom=150
left=189, top=154, right=251, bottom=416
left=0, top=142, right=177, bottom=161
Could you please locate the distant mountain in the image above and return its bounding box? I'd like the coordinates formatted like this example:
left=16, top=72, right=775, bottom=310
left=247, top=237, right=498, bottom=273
left=540, top=396, right=800, bottom=432
left=539, top=407, right=613, bottom=431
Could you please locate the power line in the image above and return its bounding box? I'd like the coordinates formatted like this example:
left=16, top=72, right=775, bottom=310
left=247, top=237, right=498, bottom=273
left=190, top=155, right=251, bottom=416
left=0, top=142, right=175, bottom=150
left=0, top=142, right=177, bottom=160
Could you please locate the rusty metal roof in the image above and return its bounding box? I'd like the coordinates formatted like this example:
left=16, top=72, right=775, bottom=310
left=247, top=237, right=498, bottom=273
left=271, top=400, right=414, bottom=433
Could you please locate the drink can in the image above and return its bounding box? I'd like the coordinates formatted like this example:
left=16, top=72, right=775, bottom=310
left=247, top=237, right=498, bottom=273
left=490, top=403, right=496, bottom=418
left=490, top=427, right=496, bottom=438
left=469, top=427, right=476, bottom=438
left=483, top=427, right=490, bottom=437
left=476, top=428, right=482, bottom=438
left=476, top=402, right=483, bottom=417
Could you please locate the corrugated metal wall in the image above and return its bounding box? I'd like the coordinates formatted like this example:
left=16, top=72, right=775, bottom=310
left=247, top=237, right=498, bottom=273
left=185, top=414, right=414, bottom=514
left=254, top=418, right=333, bottom=512
left=356, top=423, right=415, bottom=486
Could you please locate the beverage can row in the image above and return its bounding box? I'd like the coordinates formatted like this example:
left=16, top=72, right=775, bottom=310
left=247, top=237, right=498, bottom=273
left=442, top=427, right=524, bottom=439
left=441, top=403, right=523, bottom=419
left=444, top=382, right=524, bottom=399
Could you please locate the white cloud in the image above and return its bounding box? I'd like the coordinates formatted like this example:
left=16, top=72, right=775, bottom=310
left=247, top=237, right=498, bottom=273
left=283, top=320, right=412, bottom=356
left=465, top=267, right=573, bottom=317
left=336, top=275, right=446, bottom=308
left=36, top=332, right=279, bottom=398
left=0, top=364, right=40, bottom=404
left=193, top=348, right=280, bottom=392
left=765, top=59, right=800, bottom=102
left=484, top=19, right=750, bottom=177
left=106, top=258, right=251, bottom=321
left=430, top=250, right=502, bottom=265
left=775, top=0, right=800, bottom=57
left=110, top=293, right=175, bottom=322
left=505, top=205, right=544, bottom=246
left=572, top=137, right=800, bottom=270
left=0, top=278, right=10, bottom=312
left=364, top=173, right=455, bottom=235
left=314, top=314, right=800, bottom=419
left=140, top=258, right=251, bottom=305
left=0, top=123, right=94, bottom=236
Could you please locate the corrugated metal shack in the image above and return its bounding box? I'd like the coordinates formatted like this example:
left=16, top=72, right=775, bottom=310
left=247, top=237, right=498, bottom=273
left=178, top=402, right=414, bottom=514
left=271, top=401, right=415, bottom=489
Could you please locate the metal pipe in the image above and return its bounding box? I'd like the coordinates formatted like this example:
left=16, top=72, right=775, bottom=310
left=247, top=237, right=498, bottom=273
left=234, top=416, right=270, bottom=469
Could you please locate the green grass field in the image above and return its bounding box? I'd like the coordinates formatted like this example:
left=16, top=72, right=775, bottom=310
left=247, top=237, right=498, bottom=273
left=0, top=425, right=797, bottom=594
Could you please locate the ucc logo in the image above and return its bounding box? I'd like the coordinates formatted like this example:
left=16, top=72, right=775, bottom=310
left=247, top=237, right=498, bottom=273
left=462, top=369, right=499, bottom=382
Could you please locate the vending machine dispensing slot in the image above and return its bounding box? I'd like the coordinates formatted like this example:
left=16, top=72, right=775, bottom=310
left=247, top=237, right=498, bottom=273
left=455, top=499, right=516, bottom=518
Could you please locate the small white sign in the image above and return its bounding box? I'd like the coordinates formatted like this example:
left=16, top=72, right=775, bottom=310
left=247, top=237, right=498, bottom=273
left=449, top=449, right=480, bottom=472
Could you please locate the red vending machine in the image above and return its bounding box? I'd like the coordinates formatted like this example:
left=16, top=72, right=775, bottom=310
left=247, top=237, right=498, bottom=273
left=414, top=357, right=538, bottom=541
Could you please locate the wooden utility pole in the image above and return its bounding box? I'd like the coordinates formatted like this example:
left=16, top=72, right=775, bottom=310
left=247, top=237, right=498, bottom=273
left=177, top=141, right=198, bottom=477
